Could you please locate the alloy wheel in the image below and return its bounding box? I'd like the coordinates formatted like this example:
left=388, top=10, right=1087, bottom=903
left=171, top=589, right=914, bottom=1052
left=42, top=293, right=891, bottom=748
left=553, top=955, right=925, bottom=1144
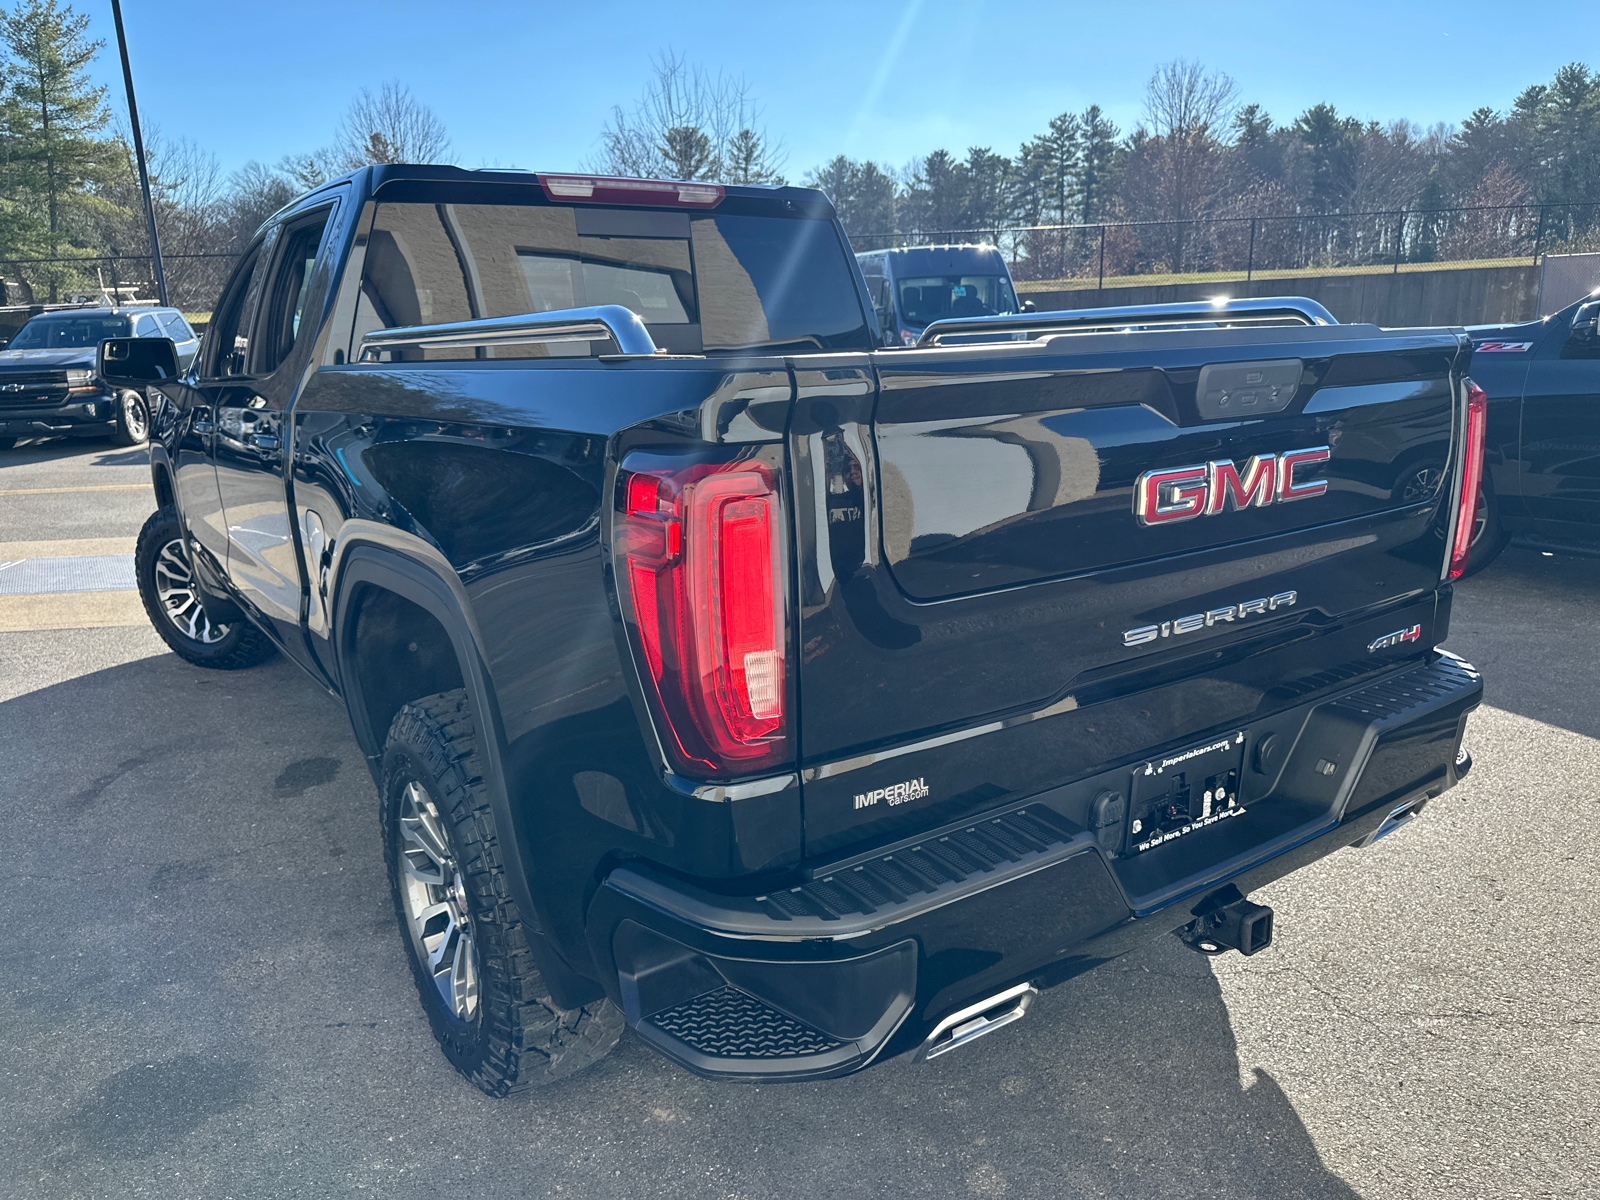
left=397, top=780, right=479, bottom=1021
left=121, top=391, right=149, bottom=442
left=1400, top=467, right=1442, bottom=505
left=1401, top=470, right=1489, bottom=547
left=153, top=538, right=230, bottom=643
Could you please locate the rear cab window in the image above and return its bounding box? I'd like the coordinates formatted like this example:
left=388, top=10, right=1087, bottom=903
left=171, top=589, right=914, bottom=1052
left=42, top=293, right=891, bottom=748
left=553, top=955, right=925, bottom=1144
left=351, top=190, right=871, bottom=361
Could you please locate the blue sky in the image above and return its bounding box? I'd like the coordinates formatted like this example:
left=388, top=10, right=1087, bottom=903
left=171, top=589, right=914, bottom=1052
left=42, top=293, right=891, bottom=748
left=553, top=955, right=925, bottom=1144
left=92, top=0, right=1592, bottom=182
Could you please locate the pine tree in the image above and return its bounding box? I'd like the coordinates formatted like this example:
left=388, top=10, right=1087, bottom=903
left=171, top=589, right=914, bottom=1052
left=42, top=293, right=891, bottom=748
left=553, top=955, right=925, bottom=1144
left=1030, top=111, right=1078, bottom=227
left=806, top=156, right=896, bottom=240
left=1, top=0, right=116, bottom=301
left=1077, top=105, right=1120, bottom=225
left=724, top=128, right=784, bottom=185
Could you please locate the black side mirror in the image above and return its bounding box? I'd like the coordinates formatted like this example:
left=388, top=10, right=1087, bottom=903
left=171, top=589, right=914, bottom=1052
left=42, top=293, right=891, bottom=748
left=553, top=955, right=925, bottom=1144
left=1573, top=300, right=1600, bottom=338
left=98, top=336, right=179, bottom=387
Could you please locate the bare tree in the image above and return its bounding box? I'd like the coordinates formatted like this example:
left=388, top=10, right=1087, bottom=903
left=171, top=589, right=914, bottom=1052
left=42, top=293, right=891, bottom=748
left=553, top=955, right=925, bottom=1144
left=596, top=51, right=785, bottom=182
left=1131, top=60, right=1239, bottom=271
left=333, top=81, right=452, bottom=168
left=1144, top=60, right=1239, bottom=144
left=83, top=127, right=232, bottom=308
left=1442, top=163, right=1536, bottom=260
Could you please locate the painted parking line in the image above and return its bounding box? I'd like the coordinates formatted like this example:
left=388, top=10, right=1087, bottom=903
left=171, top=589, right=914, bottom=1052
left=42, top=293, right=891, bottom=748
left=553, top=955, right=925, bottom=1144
left=0, top=537, right=138, bottom=558
left=0, top=483, right=148, bottom=496
left=0, top=555, right=136, bottom=595
left=0, top=543, right=144, bottom=631
left=0, top=591, right=146, bottom=632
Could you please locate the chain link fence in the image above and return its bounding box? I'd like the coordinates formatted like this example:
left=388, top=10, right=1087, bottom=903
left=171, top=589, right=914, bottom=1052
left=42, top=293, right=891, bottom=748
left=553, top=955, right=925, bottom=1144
left=0, top=251, right=240, bottom=318
left=4, top=201, right=1597, bottom=323
left=850, top=203, right=1600, bottom=300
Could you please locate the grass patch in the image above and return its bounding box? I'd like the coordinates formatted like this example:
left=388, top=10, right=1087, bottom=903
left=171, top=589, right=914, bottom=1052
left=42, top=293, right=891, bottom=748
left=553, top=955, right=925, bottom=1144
left=1017, top=256, right=1537, bottom=292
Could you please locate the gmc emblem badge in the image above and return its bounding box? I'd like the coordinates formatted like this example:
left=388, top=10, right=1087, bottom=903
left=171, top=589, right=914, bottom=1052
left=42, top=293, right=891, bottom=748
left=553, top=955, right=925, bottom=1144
left=1134, top=447, right=1331, bottom=526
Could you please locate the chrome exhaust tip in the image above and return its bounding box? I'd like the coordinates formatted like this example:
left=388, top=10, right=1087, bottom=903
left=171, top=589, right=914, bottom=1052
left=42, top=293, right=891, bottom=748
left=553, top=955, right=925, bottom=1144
left=1354, top=794, right=1431, bottom=848
left=915, top=982, right=1038, bottom=1062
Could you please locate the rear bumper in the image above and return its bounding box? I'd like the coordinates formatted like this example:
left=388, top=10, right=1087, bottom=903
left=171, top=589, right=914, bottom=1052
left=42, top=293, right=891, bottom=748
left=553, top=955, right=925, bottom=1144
left=586, top=652, right=1482, bottom=1081
left=0, top=397, right=115, bottom=437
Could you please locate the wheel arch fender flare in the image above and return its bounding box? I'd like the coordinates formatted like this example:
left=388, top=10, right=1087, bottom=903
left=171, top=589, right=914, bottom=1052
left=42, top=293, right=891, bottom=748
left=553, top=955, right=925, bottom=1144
left=328, top=533, right=605, bottom=1008
left=147, top=441, right=176, bottom=511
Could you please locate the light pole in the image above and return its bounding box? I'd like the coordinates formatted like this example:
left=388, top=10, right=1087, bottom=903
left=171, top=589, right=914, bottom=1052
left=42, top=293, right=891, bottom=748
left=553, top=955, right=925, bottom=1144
left=110, top=0, right=166, bottom=306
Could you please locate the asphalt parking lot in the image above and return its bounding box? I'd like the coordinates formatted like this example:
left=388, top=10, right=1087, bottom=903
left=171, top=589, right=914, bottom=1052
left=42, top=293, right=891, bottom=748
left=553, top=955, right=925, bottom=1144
left=2, top=438, right=1596, bottom=1200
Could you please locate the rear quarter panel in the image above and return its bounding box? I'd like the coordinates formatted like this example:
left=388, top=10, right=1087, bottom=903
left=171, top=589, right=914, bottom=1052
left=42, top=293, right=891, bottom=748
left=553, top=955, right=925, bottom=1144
left=289, top=358, right=801, bottom=966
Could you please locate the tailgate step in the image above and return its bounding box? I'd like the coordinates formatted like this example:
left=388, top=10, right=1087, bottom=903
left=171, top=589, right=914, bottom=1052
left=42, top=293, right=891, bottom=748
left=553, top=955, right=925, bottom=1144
left=649, top=987, right=845, bottom=1059
left=765, top=806, right=1080, bottom=923
left=1332, top=652, right=1481, bottom=727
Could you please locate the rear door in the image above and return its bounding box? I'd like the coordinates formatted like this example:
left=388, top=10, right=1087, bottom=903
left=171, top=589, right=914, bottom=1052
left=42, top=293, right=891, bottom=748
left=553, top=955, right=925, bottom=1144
left=793, top=322, right=1469, bottom=857
left=1519, top=298, right=1600, bottom=532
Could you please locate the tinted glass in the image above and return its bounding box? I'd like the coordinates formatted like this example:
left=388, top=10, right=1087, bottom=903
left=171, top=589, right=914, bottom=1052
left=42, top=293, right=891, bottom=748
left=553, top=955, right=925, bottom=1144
left=134, top=314, right=160, bottom=337
left=8, top=315, right=131, bottom=349
left=896, top=275, right=1019, bottom=327
left=209, top=245, right=264, bottom=377
left=356, top=201, right=869, bottom=358
left=158, top=311, right=194, bottom=342
left=258, top=212, right=331, bottom=373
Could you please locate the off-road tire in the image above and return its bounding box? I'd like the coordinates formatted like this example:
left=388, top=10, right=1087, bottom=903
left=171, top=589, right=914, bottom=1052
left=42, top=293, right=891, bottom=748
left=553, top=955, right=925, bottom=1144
left=110, top=388, right=150, bottom=446
left=381, top=689, right=624, bottom=1095
left=135, top=507, right=277, bottom=669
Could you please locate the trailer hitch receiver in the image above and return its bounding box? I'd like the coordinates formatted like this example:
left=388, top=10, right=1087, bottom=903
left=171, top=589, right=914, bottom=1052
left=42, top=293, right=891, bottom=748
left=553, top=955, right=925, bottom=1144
left=1179, top=897, right=1274, bottom=957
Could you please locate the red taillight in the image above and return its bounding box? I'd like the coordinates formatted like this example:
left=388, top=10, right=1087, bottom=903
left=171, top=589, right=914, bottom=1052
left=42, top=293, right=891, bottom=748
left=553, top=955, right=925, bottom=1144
left=537, top=173, right=724, bottom=208
left=1449, top=382, right=1489, bottom=580
left=617, top=459, right=786, bottom=775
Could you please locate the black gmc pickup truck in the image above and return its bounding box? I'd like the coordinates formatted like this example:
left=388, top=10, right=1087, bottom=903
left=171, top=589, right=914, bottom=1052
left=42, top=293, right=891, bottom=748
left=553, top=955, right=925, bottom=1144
left=103, top=165, right=1485, bottom=1094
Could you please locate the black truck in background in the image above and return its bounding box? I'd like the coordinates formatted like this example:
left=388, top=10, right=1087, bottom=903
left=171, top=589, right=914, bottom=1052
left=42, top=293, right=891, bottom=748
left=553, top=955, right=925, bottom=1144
left=102, top=166, right=1485, bottom=1093
left=1455, top=289, right=1600, bottom=571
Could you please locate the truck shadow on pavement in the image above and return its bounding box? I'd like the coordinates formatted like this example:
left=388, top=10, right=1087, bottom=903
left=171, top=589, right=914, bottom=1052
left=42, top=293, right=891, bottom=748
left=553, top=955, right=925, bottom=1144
left=1451, top=545, right=1600, bottom=740
left=2, top=646, right=1361, bottom=1199
left=0, top=438, right=148, bottom=468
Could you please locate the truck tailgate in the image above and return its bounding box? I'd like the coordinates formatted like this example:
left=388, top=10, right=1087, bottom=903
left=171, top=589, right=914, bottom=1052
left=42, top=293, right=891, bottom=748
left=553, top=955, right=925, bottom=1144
left=790, top=324, right=1471, bottom=859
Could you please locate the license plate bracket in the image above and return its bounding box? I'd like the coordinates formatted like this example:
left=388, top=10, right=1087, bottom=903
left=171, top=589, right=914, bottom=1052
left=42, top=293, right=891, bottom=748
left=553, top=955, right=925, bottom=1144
left=1126, top=731, right=1248, bottom=855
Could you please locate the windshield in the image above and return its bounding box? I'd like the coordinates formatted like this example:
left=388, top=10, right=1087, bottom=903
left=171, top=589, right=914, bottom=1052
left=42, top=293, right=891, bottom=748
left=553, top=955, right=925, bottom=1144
left=896, top=275, right=1018, bottom=328
left=8, top=315, right=131, bottom=349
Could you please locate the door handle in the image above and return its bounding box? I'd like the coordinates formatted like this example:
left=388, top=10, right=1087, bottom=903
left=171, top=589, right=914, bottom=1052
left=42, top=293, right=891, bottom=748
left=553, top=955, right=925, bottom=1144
left=246, top=433, right=279, bottom=451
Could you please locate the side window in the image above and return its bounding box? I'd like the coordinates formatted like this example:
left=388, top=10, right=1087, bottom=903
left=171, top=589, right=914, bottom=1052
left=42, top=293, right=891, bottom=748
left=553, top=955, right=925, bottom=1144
left=207, top=243, right=267, bottom=378
left=134, top=313, right=160, bottom=337
left=257, top=208, right=333, bottom=375
left=158, top=311, right=193, bottom=342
